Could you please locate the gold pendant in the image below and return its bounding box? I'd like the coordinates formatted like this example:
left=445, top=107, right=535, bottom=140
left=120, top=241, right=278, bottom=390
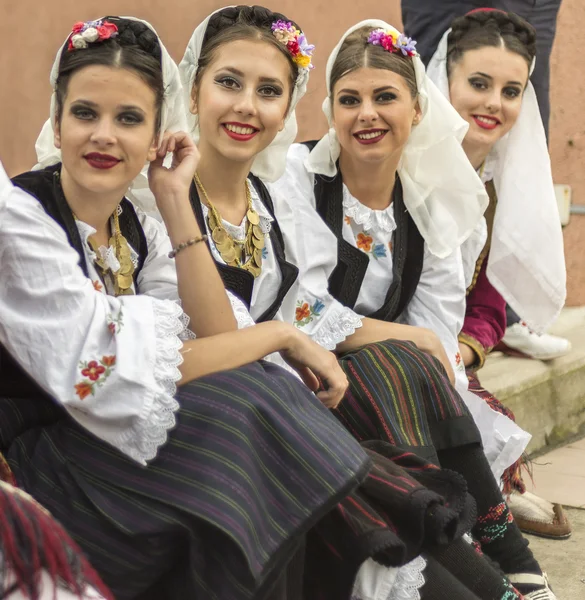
left=252, top=235, right=264, bottom=250
left=212, top=227, right=229, bottom=245
left=247, top=209, right=260, bottom=226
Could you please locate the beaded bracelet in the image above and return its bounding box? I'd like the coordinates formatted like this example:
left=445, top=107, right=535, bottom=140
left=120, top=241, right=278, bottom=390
left=168, top=234, right=208, bottom=259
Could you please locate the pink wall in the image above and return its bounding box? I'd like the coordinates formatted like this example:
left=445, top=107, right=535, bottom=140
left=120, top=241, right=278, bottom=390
left=1, top=0, right=583, bottom=304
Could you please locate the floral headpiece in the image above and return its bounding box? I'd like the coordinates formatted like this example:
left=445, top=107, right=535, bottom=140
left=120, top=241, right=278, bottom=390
left=271, top=20, right=314, bottom=71
left=367, top=28, right=417, bottom=57
left=68, top=19, right=118, bottom=51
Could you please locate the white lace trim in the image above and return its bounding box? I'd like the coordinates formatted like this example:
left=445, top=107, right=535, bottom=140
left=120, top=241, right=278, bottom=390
left=75, top=219, right=139, bottom=270
left=389, top=557, right=426, bottom=600
left=115, top=299, right=183, bottom=465
left=352, top=556, right=426, bottom=600
left=227, top=291, right=256, bottom=329
left=343, top=187, right=397, bottom=234
left=311, top=305, right=363, bottom=351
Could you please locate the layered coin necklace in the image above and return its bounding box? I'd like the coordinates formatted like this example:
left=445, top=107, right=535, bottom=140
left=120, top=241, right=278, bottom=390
left=87, top=207, right=135, bottom=296
left=194, top=173, right=264, bottom=278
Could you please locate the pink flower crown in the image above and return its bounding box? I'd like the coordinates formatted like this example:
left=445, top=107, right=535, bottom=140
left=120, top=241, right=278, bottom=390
left=367, top=28, right=417, bottom=58
left=67, top=19, right=118, bottom=51
left=271, top=20, right=314, bottom=71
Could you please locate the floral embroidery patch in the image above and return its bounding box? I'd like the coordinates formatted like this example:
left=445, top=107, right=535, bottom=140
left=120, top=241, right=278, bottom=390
left=357, top=232, right=387, bottom=260
left=261, top=246, right=268, bottom=260
left=295, top=299, right=325, bottom=327
left=107, top=310, right=124, bottom=335
left=344, top=215, right=351, bottom=225
left=75, top=355, right=116, bottom=399
left=92, top=280, right=103, bottom=293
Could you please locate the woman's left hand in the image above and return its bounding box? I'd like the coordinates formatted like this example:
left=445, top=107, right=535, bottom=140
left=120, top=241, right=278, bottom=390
left=148, top=132, right=200, bottom=206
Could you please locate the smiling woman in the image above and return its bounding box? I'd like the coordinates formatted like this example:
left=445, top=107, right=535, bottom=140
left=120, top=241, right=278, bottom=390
left=425, top=11, right=569, bottom=572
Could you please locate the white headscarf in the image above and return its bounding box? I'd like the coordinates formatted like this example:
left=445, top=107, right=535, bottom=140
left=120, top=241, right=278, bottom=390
left=306, top=19, right=488, bottom=259
left=427, top=29, right=566, bottom=332
left=33, top=16, right=188, bottom=208
left=178, top=6, right=310, bottom=183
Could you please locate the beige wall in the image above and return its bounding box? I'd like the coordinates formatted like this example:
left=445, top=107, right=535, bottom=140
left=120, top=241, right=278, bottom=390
left=1, top=0, right=583, bottom=304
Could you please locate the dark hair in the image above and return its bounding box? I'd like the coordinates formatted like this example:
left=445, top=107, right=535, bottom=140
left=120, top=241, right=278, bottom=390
left=447, top=11, right=536, bottom=75
left=329, top=26, right=418, bottom=99
left=194, top=6, right=300, bottom=100
left=55, top=16, right=164, bottom=131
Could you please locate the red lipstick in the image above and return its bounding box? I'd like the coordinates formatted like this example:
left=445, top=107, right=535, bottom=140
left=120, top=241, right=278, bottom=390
left=84, top=153, right=121, bottom=169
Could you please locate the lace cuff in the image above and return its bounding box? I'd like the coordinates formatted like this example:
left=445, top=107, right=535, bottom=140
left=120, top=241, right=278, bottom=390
left=116, top=299, right=183, bottom=465
left=311, top=306, right=363, bottom=351
left=352, top=556, right=426, bottom=600
left=227, top=291, right=256, bottom=329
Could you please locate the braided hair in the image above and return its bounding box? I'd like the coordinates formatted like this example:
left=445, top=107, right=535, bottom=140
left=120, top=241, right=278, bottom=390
left=193, top=6, right=301, bottom=100
left=447, top=10, right=536, bottom=74
left=55, top=17, right=164, bottom=130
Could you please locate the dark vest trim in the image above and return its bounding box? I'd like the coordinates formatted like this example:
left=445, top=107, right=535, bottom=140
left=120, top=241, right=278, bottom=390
left=189, top=174, right=299, bottom=323
left=302, top=140, right=425, bottom=322
left=1, top=165, right=148, bottom=401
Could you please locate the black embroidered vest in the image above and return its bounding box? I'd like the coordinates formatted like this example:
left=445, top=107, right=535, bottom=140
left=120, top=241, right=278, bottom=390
left=0, top=164, right=148, bottom=405
left=189, top=174, right=299, bottom=323
left=303, top=141, right=425, bottom=322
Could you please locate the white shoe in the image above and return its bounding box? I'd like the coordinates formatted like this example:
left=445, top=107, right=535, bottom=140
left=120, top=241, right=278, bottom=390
left=499, top=322, right=571, bottom=361
left=507, top=573, right=557, bottom=599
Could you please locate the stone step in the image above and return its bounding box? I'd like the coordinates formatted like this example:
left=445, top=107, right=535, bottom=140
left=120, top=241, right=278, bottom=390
left=479, top=307, right=585, bottom=454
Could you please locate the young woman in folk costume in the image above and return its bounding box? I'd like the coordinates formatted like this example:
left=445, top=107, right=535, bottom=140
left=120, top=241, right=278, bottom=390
left=0, top=14, right=511, bottom=600
left=426, top=8, right=570, bottom=547
left=0, top=15, right=426, bottom=600
left=269, top=19, right=556, bottom=599
left=171, top=6, right=551, bottom=598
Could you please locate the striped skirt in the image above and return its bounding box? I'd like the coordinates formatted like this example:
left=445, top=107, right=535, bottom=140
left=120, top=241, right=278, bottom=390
left=3, top=359, right=477, bottom=600
left=6, top=361, right=369, bottom=600
left=335, top=340, right=481, bottom=462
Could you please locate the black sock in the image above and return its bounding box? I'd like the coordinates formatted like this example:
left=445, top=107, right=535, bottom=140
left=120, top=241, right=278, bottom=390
left=428, top=538, right=522, bottom=599
left=420, top=555, right=480, bottom=599
left=437, top=444, right=543, bottom=590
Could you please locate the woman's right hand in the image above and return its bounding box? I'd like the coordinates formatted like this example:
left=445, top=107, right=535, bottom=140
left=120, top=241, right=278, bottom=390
left=280, top=327, right=348, bottom=409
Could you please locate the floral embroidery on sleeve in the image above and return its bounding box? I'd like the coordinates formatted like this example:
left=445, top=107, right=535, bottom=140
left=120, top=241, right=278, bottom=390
left=295, top=299, right=325, bottom=328
left=75, top=355, right=116, bottom=399
left=344, top=215, right=351, bottom=225
left=107, top=310, right=124, bottom=335
left=357, top=232, right=387, bottom=260
left=92, top=280, right=103, bottom=293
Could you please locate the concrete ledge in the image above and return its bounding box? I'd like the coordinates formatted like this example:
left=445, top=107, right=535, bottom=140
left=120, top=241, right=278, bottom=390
left=479, top=307, right=585, bottom=454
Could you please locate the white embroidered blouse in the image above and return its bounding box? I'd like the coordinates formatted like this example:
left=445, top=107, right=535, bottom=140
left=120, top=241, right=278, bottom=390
left=272, top=144, right=467, bottom=376
left=199, top=180, right=363, bottom=351
left=0, top=166, right=246, bottom=465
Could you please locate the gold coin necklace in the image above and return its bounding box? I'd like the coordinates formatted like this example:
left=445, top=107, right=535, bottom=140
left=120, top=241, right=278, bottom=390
left=87, top=207, right=136, bottom=296
left=194, top=173, right=264, bottom=278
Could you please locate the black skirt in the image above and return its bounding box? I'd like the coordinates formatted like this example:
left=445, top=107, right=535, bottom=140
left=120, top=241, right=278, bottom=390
left=5, top=359, right=476, bottom=599
left=6, top=361, right=368, bottom=599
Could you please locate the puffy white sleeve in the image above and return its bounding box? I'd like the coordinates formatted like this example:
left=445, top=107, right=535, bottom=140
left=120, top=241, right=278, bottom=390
left=268, top=144, right=363, bottom=350
left=399, top=245, right=467, bottom=383
left=0, top=186, right=185, bottom=465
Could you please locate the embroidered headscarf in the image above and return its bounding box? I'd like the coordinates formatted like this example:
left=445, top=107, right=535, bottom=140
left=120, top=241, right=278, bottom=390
left=306, top=19, right=489, bottom=259
left=427, top=11, right=566, bottom=332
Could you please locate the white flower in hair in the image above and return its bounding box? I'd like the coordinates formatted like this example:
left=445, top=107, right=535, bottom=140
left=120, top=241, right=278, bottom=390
left=82, top=27, right=100, bottom=43
left=71, top=34, right=88, bottom=49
